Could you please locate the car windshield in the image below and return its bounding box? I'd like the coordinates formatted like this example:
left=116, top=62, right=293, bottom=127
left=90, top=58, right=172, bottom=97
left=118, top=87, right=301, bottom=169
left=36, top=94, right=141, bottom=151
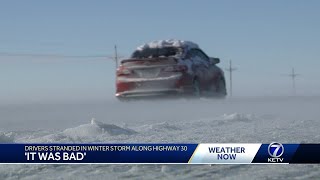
left=131, top=47, right=182, bottom=58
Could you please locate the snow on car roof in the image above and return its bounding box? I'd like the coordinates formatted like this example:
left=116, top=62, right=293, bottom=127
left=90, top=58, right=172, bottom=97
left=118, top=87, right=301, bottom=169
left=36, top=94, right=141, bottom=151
left=136, top=39, right=199, bottom=51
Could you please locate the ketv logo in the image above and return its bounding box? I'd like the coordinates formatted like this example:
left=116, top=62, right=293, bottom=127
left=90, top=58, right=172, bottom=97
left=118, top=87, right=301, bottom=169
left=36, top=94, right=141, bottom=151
left=268, top=142, right=284, bottom=163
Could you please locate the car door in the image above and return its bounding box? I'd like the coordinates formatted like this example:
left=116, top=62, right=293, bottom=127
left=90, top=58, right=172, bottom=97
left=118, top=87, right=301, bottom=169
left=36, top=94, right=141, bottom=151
left=190, top=49, right=211, bottom=88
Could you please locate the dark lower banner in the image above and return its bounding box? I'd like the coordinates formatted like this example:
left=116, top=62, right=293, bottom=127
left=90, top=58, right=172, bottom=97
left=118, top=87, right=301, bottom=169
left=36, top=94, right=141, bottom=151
left=0, top=143, right=319, bottom=164
left=252, top=144, right=320, bottom=164
left=0, top=144, right=197, bottom=163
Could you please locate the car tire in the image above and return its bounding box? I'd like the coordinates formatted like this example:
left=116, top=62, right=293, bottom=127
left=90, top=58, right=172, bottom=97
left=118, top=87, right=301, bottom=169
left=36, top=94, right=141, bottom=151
left=192, top=78, right=201, bottom=97
left=216, top=77, right=227, bottom=98
left=116, top=96, right=131, bottom=102
left=207, top=77, right=226, bottom=98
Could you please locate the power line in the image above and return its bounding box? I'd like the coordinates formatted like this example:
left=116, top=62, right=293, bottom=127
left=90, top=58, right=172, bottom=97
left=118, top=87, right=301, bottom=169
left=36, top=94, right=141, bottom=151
left=225, top=60, right=237, bottom=97
left=0, top=52, right=108, bottom=59
left=0, top=47, right=126, bottom=65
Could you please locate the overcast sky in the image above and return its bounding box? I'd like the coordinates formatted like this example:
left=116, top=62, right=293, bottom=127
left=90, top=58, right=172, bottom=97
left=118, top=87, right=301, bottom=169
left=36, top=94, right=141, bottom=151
left=1, top=0, right=320, bottom=103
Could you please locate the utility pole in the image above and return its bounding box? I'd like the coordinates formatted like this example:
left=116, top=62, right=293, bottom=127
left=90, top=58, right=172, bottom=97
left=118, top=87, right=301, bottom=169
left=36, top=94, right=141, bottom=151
left=287, top=68, right=299, bottom=95
left=114, top=45, right=118, bottom=68
left=225, top=60, right=237, bottom=97
left=107, top=45, right=124, bottom=70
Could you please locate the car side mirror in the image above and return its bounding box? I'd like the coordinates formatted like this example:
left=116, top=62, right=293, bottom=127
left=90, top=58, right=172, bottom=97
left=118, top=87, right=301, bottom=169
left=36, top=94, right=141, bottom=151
left=209, top=57, right=220, bottom=64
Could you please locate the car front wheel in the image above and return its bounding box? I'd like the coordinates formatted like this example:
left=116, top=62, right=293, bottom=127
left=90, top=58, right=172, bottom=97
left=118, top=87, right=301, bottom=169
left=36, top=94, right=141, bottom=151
left=216, top=77, right=227, bottom=97
left=207, top=77, right=226, bottom=98
left=192, top=78, right=201, bottom=97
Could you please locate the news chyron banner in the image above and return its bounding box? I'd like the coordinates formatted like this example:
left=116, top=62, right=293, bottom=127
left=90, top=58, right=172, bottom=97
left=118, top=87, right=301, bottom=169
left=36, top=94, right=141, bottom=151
left=0, top=143, right=319, bottom=164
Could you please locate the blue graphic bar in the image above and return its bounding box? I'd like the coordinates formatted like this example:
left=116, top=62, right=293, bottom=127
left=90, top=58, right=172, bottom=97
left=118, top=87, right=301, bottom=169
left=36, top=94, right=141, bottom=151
left=0, top=143, right=319, bottom=164
left=0, top=144, right=197, bottom=163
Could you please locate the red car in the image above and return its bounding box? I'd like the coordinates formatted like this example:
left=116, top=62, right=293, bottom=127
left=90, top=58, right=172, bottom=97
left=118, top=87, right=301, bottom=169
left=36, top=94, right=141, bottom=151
left=116, top=40, right=226, bottom=99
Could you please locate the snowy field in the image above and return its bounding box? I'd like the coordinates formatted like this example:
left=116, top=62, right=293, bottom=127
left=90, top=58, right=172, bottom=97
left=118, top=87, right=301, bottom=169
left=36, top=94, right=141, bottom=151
left=0, top=96, right=319, bottom=179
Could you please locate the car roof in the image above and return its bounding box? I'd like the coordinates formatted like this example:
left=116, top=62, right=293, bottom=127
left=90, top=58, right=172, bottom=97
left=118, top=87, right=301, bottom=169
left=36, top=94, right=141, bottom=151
left=136, top=39, right=199, bottom=51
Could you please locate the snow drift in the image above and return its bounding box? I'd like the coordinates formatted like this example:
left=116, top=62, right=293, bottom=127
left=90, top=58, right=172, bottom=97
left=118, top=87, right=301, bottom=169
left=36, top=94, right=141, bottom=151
left=1, top=97, right=320, bottom=179
left=63, top=118, right=137, bottom=137
left=0, top=132, right=14, bottom=143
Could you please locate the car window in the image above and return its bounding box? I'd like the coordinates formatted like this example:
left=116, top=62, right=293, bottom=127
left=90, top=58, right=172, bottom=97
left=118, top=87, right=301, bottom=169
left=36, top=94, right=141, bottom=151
left=185, top=49, right=196, bottom=59
left=187, top=49, right=209, bottom=62
left=194, top=49, right=209, bottom=62
left=131, top=47, right=182, bottom=58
